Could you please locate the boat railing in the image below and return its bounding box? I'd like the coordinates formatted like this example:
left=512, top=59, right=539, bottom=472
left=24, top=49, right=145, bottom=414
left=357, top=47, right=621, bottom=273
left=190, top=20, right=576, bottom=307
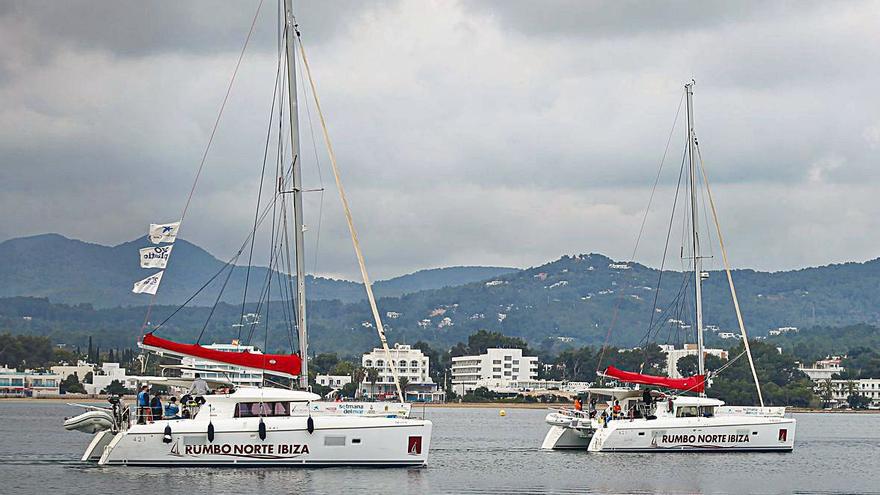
left=547, top=406, right=591, bottom=419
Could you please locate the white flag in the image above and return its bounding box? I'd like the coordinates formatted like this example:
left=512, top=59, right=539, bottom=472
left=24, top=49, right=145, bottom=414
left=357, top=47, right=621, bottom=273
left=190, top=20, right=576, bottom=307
left=149, top=221, right=180, bottom=244
left=139, top=245, right=173, bottom=269
left=132, top=271, right=164, bottom=295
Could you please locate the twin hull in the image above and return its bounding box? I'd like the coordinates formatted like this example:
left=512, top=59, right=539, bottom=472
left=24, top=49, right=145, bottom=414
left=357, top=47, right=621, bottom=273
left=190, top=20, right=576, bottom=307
left=95, top=415, right=432, bottom=466
left=543, top=415, right=796, bottom=452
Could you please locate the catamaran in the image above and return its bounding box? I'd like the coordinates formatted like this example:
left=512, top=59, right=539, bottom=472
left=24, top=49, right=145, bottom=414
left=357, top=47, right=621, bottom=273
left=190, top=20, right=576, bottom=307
left=542, top=82, right=796, bottom=452
left=65, top=0, right=432, bottom=466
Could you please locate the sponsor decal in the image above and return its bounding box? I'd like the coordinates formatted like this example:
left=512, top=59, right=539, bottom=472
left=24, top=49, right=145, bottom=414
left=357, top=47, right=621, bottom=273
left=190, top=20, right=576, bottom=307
left=180, top=443, right=310, bottom=459
left=660, top=433, right=750, bottom=444
left=408, top=435, right=422, bottom=455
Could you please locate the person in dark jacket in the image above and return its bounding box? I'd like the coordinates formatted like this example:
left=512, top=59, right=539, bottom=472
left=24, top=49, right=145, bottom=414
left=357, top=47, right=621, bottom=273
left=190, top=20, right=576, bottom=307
left=150, top=393, right=163, bottom=420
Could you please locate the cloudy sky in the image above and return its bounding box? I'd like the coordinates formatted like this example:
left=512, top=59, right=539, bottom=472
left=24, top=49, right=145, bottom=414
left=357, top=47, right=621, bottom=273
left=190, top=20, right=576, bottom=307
left=1, top=0, right=879, bottom=280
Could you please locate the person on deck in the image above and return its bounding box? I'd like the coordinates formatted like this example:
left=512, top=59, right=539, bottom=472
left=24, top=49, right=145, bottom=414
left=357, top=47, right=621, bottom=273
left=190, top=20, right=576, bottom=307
left=612, top=400, right=622, bottom=419
left=574, top=398, right=583, bottom=411
left=190, top=373, right=210, bottom=396
left=150, top=393, right=163, bottom=420
left=164, top=397, right=180, bottom=419
left=136, top=385, right=150, bottom=424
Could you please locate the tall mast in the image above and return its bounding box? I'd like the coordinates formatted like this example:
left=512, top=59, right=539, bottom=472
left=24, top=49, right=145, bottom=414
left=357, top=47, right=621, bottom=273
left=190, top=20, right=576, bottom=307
left=283, top=0, right=308, bottom=389
left=686, top=82, right=706, bottom=382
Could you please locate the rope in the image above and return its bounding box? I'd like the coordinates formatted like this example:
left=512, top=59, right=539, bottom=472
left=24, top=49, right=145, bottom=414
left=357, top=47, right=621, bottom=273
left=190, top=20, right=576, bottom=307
left=140, top=0, right=264, bottom=333
left=596, top=92, right=685, bottom=374
left=294, top=29, right=404, bottom=402
left=695, top=143, right=765, bottom=406
left=240, top=27, right=285, bottom=339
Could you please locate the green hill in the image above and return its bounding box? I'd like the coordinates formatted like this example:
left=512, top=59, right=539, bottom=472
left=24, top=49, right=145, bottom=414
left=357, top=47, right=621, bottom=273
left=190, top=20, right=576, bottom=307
left=0, top=234, right=517, bottom=307
left=1, top=250, right=879, bottom=356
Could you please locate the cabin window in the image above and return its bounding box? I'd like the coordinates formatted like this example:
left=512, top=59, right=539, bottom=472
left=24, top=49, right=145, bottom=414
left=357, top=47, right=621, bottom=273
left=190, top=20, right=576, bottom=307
left=699, top=406, right=715, bottom=418
left=234, top=402, right=291, bottom=418
left=324, top=436, right=346, bottom=446
left=676, top=406, right=699, bottom=418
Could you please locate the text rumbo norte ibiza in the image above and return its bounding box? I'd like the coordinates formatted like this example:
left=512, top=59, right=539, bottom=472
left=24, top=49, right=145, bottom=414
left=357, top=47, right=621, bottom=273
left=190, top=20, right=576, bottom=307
left=184, top=443, right=310, bottom=456
left=661, top=434, right=750, bottom=444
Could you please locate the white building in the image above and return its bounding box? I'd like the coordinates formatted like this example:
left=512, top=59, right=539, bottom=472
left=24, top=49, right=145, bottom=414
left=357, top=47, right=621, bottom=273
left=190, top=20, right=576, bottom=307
left=316, top=374, right=351, bottom=390
left=180, top=342, right=264, bottom=389
left=50, top=360, right=95, bottom=382
left=798, top=357, right=845, bottom=382
left=361, top=344, right=442, bottom=401
left=451, top=348, right=538, bottom=395
left=0, top=366, right=62, bottom=397
left=816, top=378, right=880, bottom=408
left=717, top=332, right=737, bottom=340
left=660, top=344, right=729, bottom=378
left=769, top=326, right=798, bottom=336
left=85, top=362, right=134, bottom=395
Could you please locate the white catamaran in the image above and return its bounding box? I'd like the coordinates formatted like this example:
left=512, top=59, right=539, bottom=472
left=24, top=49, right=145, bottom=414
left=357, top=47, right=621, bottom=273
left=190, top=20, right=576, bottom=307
left=65, top=0, right=432, bottom=467
left=542, top=82, right=796, bottom=452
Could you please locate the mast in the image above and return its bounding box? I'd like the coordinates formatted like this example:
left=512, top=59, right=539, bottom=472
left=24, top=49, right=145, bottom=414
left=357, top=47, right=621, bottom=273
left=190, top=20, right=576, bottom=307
left=283, top=0, right=308, bottom=389
left=685, top=82, right=706, bottom=383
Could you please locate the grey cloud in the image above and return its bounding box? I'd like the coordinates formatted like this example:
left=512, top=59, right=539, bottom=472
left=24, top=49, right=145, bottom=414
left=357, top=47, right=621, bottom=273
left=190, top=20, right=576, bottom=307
left=463, top=0, right=820, bottom=40
left=2, top=0, right=879, bottom=281
left=0, top=0, right=391, bottom=60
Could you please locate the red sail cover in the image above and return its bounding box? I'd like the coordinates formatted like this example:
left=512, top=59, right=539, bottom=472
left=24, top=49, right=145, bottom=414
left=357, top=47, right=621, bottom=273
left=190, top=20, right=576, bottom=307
left=602, top=365, right=705, bottom=393
left=141, top=333, right=301, bottom=378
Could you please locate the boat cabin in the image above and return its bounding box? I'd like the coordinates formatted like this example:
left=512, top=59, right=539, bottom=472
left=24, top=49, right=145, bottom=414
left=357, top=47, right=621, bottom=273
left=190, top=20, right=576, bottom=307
left=582, top=387, right=726, bottom=421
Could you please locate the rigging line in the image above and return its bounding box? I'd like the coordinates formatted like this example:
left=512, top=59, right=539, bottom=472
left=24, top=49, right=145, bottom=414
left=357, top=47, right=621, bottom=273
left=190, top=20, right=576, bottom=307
left=275, top=200, right=298, bottom=350
left=295, top=29, right=404, bottom=401
left=196, top=261, right=238, bottom=345
left=151, top=249, right=242, bottom=332
left=240, top=19, right=286, bottom=339
left=296, top=39, right=326, bottom=274
left=595, top=92, right=685, bottom=374
left=244, top=161, right=298, bottom=347
left=628, top=91, right=686, bottom=262
left=274, top=13, right=299, bottom=350
left=180, top=0, right=265, bottom=223
left=140, top=0, right=265, bottom=333
left=279, top=160, right=299, bottom=349
left=150, top=175, right=290, bottom=332
left=639, top=144, right=689, bottom=369
left=710, top=349, right=747, bottom=377
left=260, top=102, right=285, bottom=371
left=695, top=142, right=765, bottom=406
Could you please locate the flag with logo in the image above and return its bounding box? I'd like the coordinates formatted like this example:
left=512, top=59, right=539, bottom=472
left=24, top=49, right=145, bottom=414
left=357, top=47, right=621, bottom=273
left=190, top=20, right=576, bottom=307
left=132, top=271, right=164, bottom=295
left=139, top=245, right=173, bottom=269
left=149, top=221, right=180, bottom=244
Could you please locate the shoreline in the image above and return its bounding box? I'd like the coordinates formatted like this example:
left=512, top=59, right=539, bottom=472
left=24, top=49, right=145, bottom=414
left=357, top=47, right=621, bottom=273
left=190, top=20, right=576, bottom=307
left=2, top=397, right=878, bottom=413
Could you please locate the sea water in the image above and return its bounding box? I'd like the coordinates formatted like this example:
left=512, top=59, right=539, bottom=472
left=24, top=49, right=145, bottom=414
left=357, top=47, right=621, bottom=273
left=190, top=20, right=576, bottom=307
left=0, top=402, right=876, bottom=494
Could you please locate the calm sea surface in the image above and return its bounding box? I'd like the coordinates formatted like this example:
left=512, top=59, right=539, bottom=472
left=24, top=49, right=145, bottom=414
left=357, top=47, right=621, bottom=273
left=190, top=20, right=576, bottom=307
left=0, top=402, right=877, bottom=494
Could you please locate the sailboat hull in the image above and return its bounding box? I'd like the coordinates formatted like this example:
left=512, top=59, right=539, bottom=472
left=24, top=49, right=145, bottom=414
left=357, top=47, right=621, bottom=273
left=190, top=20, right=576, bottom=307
left=587, top=415, right=795, bottom=452
left=97, top=415, right=432, bottom=467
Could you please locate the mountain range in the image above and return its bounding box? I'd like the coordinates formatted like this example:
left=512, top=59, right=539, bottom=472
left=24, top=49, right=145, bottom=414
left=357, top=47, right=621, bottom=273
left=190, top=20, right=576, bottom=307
left=1, top=233, right=879, bottom=354
left=0, top=234, right=517, bottom=307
